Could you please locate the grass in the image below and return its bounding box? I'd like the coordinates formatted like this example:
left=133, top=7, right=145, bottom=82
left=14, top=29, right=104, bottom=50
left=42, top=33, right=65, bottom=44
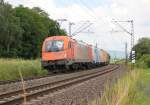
left=88, top=67, right=150, bottom=105
left=0, top=58, right=48, bottom=80
left=134, top=67, right=150, bottom=105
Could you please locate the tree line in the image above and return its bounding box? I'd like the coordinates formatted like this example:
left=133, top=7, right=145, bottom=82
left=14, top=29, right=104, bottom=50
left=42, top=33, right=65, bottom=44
left=0, top=0, right=66, bottom=59
left=133, top=37, right=150, bottom=67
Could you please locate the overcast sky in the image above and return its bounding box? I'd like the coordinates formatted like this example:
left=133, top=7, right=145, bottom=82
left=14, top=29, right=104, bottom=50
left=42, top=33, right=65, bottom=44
left=5, top=0, right=150, bottom=52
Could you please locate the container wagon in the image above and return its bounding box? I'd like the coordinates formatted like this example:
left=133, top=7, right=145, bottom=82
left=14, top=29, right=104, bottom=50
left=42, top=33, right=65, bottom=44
left=100, top=49, right=110, bottom=65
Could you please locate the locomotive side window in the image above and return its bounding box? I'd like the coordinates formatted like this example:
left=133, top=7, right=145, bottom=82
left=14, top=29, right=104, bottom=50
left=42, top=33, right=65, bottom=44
left=45, top=40, right=64, bottom=52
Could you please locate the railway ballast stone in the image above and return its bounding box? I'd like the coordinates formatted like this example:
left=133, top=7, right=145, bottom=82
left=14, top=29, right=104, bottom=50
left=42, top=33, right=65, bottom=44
left=27, top=65, right=127, bottom=105
left=0, top=65, right=112, bottom=94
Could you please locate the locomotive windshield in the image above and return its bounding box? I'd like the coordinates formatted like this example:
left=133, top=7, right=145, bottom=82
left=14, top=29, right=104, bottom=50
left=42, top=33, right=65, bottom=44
left=45, top=40, right=64, bottom=52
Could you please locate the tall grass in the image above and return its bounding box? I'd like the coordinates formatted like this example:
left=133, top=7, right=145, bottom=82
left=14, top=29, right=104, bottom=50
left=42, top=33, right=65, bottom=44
left=0, top=58, right=48, bottom=80
left=18, top=68, right=27, bottom=105
left=89, top=69, right=144, bottom=105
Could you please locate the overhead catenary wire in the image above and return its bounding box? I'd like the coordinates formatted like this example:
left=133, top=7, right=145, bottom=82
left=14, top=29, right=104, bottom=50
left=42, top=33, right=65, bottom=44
left=75, top=0, right=111, bottom=25
left=57, top=0, right=113, bottom=36
left=72, top=21, right=90, bottom=34
left=74, top=0, right=114, bottom=36
left=74, top=0, right=99, bottom=21
left=72, top=21, right=93, bottom=35
left=57, top=0, right=85, bottom=20
left=62, top=0, right=97, bottom=35
left=59, top=0, right=122, bottom=46
left=72, top=22, right=93, bottom=36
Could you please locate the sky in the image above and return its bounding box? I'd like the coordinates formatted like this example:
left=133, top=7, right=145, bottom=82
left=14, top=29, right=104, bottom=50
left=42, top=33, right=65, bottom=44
left=5, top=0, right=150, bottom=53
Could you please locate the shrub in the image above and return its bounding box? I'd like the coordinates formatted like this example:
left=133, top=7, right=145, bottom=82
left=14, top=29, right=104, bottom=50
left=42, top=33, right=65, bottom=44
left=136, top=54, right=150, bottom=68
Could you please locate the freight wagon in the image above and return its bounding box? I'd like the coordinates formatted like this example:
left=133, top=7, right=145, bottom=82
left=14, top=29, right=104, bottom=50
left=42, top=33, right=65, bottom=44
left=100, top=49, right=110, bottom=65
left=41, top=36, right=110, bottom=72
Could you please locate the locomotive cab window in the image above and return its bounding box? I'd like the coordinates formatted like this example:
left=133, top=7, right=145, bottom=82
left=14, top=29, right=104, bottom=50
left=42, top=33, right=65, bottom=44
left=45, top=40, right=64, bottom=52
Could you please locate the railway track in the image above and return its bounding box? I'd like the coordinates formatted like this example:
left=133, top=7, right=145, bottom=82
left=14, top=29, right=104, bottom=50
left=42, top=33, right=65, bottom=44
left=0, top=65, right=120, bottom=105
left=0, top=65, right=112, bottom=86
left=0, top=72, right=71, bottom=85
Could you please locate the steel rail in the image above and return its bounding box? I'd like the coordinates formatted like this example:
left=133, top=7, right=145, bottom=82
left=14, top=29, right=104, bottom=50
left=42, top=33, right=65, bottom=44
left=0, top=65, right=119, bottom=105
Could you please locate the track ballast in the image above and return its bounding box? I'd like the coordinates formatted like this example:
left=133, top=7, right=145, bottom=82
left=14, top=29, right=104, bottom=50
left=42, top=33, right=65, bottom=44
left=0, top=64, right=120, bottom=105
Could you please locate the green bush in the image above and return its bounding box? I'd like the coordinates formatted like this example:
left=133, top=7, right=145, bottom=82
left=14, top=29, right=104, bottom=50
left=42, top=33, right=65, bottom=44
left=136, top=54, right=150, bottom=68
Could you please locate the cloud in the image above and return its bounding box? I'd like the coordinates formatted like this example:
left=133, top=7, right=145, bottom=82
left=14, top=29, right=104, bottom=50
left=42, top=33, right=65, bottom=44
left=5, top=0, right=150, bottom=52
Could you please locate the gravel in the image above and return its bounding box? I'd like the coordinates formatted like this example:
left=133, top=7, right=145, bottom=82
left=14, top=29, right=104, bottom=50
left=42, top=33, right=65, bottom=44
left=0, top=65, right=112, bottom=95
left=26, top=65, right=127, bottom=105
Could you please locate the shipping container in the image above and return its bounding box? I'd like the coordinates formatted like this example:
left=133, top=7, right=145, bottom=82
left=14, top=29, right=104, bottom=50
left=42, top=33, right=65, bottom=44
left=92, top=46, right=101, bottom=63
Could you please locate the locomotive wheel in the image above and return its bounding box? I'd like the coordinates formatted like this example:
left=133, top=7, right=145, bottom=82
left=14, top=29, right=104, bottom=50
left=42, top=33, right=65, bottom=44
left=87, top=64, right=92, bottom=69
left=81, top=64, right=86, bottom=70
left=71, top=64, right=78, bottom=71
